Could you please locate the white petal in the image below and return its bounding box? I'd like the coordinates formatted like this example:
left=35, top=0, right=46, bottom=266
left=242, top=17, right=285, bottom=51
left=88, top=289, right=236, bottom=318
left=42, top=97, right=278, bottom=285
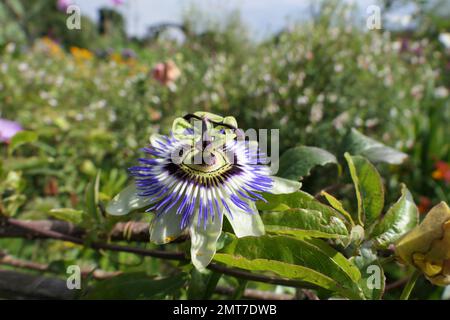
left=150, top=206, right=187, bottom=244
left=224, top=200, right=265, bottom=238
left=270, top=176, right=302, bottom=194
left=106, top=183, right=152, bottom=216
left=149, top=133, right=167, bottom=146
left=189, top=211, right=223, bottom=271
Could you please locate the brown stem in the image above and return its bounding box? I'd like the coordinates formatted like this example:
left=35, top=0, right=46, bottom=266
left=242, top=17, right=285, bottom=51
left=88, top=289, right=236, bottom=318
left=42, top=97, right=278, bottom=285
left=0, top=218, right=312, bottom=289
left=0, top=252, right=120, bottom=280
left=4, top=218, right=186, bottom=261
left=0, top=266, right=294, bottom=300
left=0, top=218, right=151, bottom=242
left=0, top=269, right=73, bottom=299
left=385, top=277, right=410, bottom=291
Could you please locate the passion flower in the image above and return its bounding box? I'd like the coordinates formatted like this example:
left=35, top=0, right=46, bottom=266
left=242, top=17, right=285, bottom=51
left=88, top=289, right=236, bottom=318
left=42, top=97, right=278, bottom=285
left=107, top=111, right=301, bottom=270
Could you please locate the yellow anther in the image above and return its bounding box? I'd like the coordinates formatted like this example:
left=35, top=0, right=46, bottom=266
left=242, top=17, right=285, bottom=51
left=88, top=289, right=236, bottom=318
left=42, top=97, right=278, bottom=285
left=165, top=236, right=175, bottom=242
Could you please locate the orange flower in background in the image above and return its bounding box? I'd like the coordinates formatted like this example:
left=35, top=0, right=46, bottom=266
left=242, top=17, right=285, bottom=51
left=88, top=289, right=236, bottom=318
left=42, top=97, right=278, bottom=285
left=151, top=60, right=181, bottom=86
left=110, top=52, right=136, bottom=67
left=36, top=37, right=63, bottom=58
left=110, top=52, right=123, bottom=64
left=70, top=46, right=94, bottom=61
left=432, top=161, right=450, bottom=183
left=418, top=196, right=432, bottom=214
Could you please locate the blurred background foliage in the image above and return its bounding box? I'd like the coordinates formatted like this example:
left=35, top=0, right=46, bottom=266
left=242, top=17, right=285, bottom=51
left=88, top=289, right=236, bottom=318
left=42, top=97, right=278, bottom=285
left=0, top=0, right=449, bottom=299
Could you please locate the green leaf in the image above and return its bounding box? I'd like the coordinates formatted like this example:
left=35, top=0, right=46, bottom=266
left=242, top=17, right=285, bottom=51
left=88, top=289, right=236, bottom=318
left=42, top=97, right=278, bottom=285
left=258, top=190, right=350, bottom=242
left=345, top=153, right=384, bottom=227
left=321, top=191, right=354, bottom=226
left=85, top=171, right=101, bottom=222
left=259, top=190, right=330, bottom=212
left=277, top=146, right=337, bottom=180
left=350, top=248, right=385, bottom=300
left=262, top=208, right=349, bottom=239
left=342, top=128, right=407, bottom=165
left=48, top=208, right=83, bottom=224
left=187, top=269, right=221, bottom=300
left=8, top=131, right=38, bottom=155
left=370, top=184, right=419, bottom=248
left=214, top=235, right=363, bottom=299
left=2, top=157, right=54, bottom=172
left=84, top=272, right=187, bottom=299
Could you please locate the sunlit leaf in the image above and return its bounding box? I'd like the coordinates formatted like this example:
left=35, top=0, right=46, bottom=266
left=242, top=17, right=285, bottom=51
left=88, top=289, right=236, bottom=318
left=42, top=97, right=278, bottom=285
left=345, top=153, right=384, bottom=227
left=263, top=208, right=349, bottom=239
left=276, top=146, right=337, bottom=180
left=258, top=190, right=351, bottom=242
left=342, top=128, right=407, bottom=165
left=214, top=234, right=363, bottom=299
left=370, top=184, right=419, bottom=249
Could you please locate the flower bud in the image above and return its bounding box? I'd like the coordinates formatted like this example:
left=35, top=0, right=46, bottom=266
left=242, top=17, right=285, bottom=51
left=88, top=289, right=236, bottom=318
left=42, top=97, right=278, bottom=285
left=395, top=202, right=450, bottom=286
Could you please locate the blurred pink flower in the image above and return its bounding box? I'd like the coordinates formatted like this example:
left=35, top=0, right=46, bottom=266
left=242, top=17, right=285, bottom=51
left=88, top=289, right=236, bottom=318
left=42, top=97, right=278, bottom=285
left=57, top=0, right=72, bottom=11
left=151, top=61, right=181, bottom=86
left=111, top=0, right=124, bottom=6
left=0, top=118, right=23, bottom=143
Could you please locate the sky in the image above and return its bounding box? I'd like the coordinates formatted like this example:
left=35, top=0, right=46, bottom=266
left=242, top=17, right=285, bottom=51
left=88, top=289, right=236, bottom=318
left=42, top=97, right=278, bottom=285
left=71, top=0, right=423, bottom=41
left=74, top=0, right=394, bottom=39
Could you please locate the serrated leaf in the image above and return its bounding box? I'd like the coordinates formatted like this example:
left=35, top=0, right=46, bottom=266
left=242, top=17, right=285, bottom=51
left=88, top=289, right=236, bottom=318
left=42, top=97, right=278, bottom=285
left=342, top=128, right=407, bottom=165
left=48, top=208, right=83, bottom=224
left=8, top=131, right=38, bottom=154
left=263, top=208, right=348, bottom=239
left=276, top=146, right=337, bottom=180
left=214, top=235, right=363, bottom=299
left=84, top=272, right=187, bottom=299
left=351, top=248, right=385, bottom=300
left=370, top=184, right=419, bottom=248
left=345, top=153, right=384, bottom=227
